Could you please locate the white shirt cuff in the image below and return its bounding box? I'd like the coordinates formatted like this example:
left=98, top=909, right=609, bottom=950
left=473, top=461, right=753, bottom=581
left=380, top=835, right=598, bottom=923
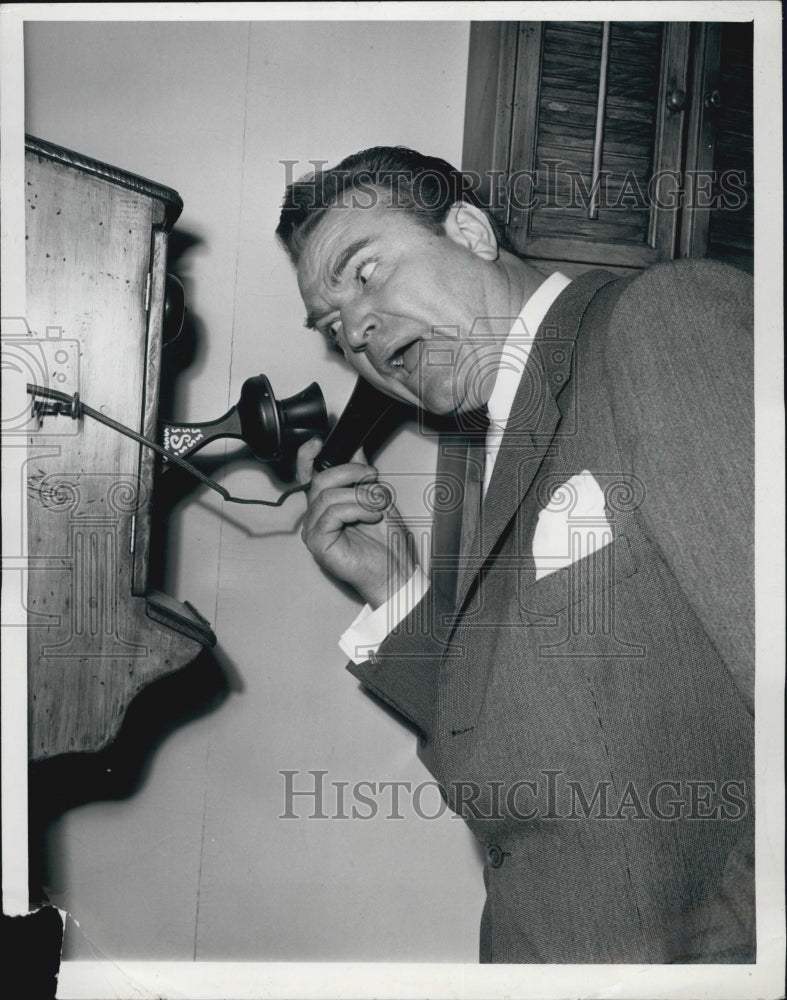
left=339, top=566, right=430, bottom=665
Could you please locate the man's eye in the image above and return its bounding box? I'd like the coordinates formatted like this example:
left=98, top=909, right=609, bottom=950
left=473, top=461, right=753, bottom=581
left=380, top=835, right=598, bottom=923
left=326, top=320, right=343, bottom=346
left=356, top=260, right=377, bottom=285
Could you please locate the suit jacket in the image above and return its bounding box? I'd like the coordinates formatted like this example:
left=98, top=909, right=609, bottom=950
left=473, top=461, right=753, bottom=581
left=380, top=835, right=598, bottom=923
left=348, top=260, right=754, bottom=963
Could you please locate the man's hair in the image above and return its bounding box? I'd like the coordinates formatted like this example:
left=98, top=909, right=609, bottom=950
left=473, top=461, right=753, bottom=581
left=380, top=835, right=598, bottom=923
left=275, top=145, right=495, bottom=266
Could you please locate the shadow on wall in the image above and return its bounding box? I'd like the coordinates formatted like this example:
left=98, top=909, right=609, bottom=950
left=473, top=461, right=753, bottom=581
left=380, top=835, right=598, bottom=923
left=28, top=647, right=233, bottom=908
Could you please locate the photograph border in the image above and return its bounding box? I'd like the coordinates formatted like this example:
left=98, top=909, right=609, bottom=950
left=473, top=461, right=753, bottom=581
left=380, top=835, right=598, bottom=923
left=2, top=3, right=783, bottom=998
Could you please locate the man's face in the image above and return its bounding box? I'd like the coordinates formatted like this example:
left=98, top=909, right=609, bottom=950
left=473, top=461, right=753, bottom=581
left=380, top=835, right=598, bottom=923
left=297, top=197, right=502, bottom=416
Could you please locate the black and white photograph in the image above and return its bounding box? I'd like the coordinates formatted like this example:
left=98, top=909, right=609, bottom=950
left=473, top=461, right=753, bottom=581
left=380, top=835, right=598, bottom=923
left=1, top=3, right=784, bottom=998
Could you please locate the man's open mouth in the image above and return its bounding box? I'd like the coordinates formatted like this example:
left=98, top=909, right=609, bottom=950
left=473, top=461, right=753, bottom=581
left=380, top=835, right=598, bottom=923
left=387, top=339, right=421, bottom=374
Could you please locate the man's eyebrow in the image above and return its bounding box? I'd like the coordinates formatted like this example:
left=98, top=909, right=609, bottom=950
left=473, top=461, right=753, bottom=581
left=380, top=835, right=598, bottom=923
left=303, top=237, right=371, bottom=330
left=329, top=238, right=371, bottom=285
left=303, top=238, right=373, bottom=330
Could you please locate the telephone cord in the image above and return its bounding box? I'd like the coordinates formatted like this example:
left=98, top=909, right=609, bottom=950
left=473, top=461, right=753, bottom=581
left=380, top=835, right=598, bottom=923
left=25, top=383, right=310, bottom=508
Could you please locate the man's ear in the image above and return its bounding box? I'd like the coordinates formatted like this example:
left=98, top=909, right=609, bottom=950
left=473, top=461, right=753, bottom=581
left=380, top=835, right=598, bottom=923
left=443, top=202, right=499, bottom=261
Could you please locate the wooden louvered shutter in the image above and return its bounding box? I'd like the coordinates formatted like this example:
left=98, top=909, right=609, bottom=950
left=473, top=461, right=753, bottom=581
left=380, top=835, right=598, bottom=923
left=463, top=20, right=753, bottom=275
left=465, top=21, right=691, bottom=269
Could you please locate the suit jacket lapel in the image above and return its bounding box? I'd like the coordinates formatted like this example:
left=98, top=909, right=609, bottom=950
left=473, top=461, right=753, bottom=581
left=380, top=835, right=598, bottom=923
left=452, top=269, right=619, bottom=615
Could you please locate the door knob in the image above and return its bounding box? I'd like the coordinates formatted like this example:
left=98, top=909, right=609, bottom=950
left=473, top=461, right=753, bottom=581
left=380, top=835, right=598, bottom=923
left=666, top=89, right=687, bottom=112
left=704, top=89, right=723, bottom=109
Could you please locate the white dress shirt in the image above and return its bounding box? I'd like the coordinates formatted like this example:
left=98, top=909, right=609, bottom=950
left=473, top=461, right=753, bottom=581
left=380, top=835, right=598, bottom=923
left=339, top=272, right=572, bottom=665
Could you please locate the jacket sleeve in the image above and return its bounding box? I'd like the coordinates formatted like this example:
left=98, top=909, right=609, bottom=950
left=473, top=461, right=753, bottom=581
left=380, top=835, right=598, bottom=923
left=345, top=585, right=450, bottom=741
left=345, top=431, right=470, bottom=740
left=603, top=259, right=754, bottom=712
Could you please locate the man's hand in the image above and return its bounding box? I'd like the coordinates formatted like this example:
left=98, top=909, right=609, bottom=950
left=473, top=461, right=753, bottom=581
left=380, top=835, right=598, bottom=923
left=296, top=437, right=418, bottom=609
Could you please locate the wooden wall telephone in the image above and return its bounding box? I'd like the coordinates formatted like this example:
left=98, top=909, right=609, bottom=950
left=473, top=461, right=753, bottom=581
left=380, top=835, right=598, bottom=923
left=21, top=137, right=329, bottom=761
left=21, top=136, right=402, bottom=761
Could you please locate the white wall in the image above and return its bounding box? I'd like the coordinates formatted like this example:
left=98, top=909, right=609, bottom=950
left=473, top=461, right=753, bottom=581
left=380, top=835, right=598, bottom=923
left=24, top=19, right=484, bottom=961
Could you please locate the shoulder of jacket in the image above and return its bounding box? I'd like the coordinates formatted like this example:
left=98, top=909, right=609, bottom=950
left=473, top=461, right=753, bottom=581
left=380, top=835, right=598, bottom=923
left=615, top=258, right=751, bottom=306
left=602, top=258, right=752, bottom=366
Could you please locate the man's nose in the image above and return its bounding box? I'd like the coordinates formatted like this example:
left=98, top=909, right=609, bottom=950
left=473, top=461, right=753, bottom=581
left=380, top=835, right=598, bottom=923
left=343, top=309, right=380, bottom=352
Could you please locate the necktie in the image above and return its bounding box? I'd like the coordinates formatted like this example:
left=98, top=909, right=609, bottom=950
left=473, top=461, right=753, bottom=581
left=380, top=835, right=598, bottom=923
left=460, top=413, right=489, bottom=561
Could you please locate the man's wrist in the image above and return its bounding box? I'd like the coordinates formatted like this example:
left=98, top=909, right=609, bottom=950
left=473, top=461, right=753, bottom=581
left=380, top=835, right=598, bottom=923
left=339, top=566, right=430, bottom=664
left=361, top=559, right=419, bottom=610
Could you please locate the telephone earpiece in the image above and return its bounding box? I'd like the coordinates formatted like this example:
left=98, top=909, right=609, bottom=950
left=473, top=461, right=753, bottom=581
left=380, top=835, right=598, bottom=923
left=159, top=374, right=328, bottom=465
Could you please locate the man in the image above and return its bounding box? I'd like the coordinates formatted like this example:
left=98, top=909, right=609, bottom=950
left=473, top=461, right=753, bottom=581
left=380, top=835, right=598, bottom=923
left=276, top=147, right=754, bottom=963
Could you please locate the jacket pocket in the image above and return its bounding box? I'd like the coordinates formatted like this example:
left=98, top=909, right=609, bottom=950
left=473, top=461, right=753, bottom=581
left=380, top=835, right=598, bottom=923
left=519, top=534, right=639, bottom=621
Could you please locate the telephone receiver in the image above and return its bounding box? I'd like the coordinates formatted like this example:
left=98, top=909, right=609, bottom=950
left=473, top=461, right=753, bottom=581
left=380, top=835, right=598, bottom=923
left=312, top=377, right=401, bottom=473
left=158, top=374, right=401, bottom=479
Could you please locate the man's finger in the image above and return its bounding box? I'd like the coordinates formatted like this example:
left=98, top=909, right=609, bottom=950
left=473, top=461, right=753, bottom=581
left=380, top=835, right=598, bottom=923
left=305, top=501, right=384, bottom=552
left=302, top=462, right=379, bottom=502
left=295, top=436, right=323, bottom=485
left=303, top=482, right=381, bottom=533
left=354, top=480, right=394, bottom=513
